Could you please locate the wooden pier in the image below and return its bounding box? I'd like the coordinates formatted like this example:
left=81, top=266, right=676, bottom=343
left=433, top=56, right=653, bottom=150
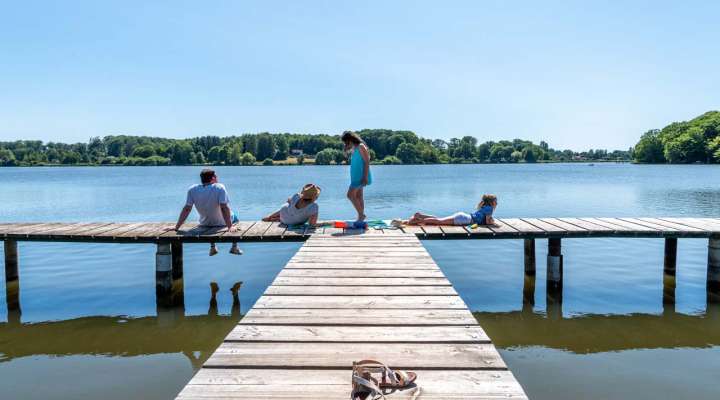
left=2, top=217, right=720, bottom=313
left=2, top=217, right=720, bottom=398
left=177, top=232, right=527, bottom=399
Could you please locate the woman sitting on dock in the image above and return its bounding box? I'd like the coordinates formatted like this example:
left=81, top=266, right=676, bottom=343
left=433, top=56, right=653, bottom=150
left=402, top=194, right=497, bottom=226
left=262, top=184, right=321, bottom=226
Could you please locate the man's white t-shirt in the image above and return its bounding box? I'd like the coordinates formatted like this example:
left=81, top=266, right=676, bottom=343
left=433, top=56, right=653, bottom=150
left=185, top=183, right=230, bottom=227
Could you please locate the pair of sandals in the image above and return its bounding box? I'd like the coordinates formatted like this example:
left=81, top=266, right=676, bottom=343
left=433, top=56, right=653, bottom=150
left=351, top=360, right=418, bottom=400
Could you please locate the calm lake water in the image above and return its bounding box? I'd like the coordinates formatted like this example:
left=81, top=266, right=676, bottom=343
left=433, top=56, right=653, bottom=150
left=1, top=164, right=719, bottom=399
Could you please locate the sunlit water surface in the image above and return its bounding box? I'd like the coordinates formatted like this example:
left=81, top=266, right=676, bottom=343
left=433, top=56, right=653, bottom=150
left=1, top=164, right=719, bottom=399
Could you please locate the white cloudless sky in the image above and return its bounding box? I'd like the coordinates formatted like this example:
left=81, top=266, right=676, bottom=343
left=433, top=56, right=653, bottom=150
left=1, top=0, right=718, bottom=150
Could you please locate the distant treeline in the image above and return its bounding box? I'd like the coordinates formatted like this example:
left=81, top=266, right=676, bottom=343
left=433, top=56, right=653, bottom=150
left=0, top=129, right=632, bottom=167
left=634, top=111, right=720, bottom=164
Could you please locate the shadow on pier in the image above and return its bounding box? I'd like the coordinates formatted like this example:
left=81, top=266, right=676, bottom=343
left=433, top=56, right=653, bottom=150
left=0, top=285, right=243, bottom=369
left=475, top=305, right=720, bottom=353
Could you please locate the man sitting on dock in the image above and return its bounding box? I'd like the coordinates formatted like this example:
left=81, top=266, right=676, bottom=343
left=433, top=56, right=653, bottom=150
left=173, top=168, right=241, bottom=256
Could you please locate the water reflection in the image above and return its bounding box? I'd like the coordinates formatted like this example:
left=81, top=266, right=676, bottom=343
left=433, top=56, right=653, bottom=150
left=0, top=283, right=243, bottom=370
left=475, top=304, right=720, bottom=353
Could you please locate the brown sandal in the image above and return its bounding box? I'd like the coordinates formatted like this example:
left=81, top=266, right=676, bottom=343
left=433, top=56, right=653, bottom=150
left=351, top=359, right=417, bottom=399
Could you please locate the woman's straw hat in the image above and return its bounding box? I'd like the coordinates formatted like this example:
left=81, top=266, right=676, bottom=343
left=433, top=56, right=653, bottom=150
left=301, top=184, right=321, bottom=200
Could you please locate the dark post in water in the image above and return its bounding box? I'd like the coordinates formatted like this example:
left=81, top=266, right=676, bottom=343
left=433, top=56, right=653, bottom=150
left=155, top=242, right=173, bottom=307
left=171, top=241, right=184, bottom=307
left=708, top=236, right=720, bottom=303
left=663, top=238, right=678, bottom=305
left=4, top=240, right=20, bottom=313
left=523, top=238, right=536, bottom=306
left=546, top=238, right=563, bottom=304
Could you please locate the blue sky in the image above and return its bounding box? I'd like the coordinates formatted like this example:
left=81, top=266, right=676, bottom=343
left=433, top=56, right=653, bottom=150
left=1, top=1, right=718, bottom=150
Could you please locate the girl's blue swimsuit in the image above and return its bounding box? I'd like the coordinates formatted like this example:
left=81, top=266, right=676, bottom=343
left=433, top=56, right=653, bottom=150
left=471, top=205, right=493, bottom=224
left=350, top=146, right=372, bottom=188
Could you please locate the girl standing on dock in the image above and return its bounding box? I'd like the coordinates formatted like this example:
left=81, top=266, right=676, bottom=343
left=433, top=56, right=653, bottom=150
left=342, top=131, right=372, bottom=223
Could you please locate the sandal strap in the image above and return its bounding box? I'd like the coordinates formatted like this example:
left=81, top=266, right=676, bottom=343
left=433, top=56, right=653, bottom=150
left=351, top=370, right=385, bottom=400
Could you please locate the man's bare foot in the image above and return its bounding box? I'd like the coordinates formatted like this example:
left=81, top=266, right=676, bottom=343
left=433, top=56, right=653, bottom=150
left=210, top=282, right=219, bottom=295
left=209, top=244, right=218, bottom=256
left=357, top=213, right=367, bottom=222
left=230, top=281, right=243, bottom=295
left=229, top=242, right=243, bottom=255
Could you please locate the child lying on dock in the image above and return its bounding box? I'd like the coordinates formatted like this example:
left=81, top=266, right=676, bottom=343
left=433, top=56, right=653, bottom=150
left=402, top=194, right=497, bottom=226
left=262, top=184, right=321, bottom=226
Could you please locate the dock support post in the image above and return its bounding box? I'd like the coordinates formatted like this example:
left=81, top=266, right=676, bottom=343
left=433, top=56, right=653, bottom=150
left=4, top=240, right=20, bottom=313
left=663, top=238, right=677, bottom=305
left=708, top=236, right=720, bottom=303
left=171, top=241, right=184, bottom=307
left=546, top=238, right=563, bottom=305
left=155, top=242, right=172, bottom=307
left=523, top=239, right=536, bottom=306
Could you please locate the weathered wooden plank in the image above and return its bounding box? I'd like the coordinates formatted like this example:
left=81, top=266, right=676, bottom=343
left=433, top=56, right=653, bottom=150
left=240, top=308, right=478, bottom=326
left=638, top=217, right=704, bottom=232
left=262, top=222, right=287, bottom=239
left=117, top=223, right=174, bottom=238
left=226, top=325, right=489, bottom=343
left=539, top=218, right=587, bottom=233
left=297, top=247, right=427, bottom=253
left=285, top=262, right=438, bottom=270
left=93, top=222, right=149, bottom=237
left=487, top=219, right=519, bottom=235
left=440, top=225, right=471, bottom=237
left=219, top=221, right=256, bottom=239
left=501, top=218, right=546, bottom=234
left=21, top=222, right=101, bottom=239
left=421, top=225, right=445, bottom=237
left=662, top=218, right=720, bottom=232
left=178, top=369, right=527, bottom=400
left=557, top=217, right=614, bottom=232
left=241, top=221, right=273, bottom=238
left=594, top=217, right=660, bottom=232
left=277, top=268, right=446, bottom=278
left=253, top=295, right=466, bottom=309
left=289, top=256, right=436, bottom=263
left=264, top=285, right=458, bottom=296
left=618, top=218, right=679, bottom=233
left=5, top=223, right=65, bottom=237
left=399, top=225, right=425, bottom=235
left=205, top=342, right=506, bottom=369
left=520, top=218, right=567, bottom=234
left=303, top=241, right=420, bottom=247
left=466, top=223, right=496, bottom=237
left=159, top=223, right=201, bottom=238
left=271, top=277, right=451, bottom=286
left=77, top=223, right=134, bottom=237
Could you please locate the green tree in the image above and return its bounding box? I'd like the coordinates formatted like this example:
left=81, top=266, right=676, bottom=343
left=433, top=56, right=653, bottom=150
left=634, top=130, right=665, bottom=163
left=395, top=142, right=420, bottom=163
left=274, top=136, right=289, bottom=160
left=132, top=145, right=156, bottom=158
left=521, top=146, right=537, bottom=163
left=170, top=141, right=193, bottom=165
left=0, top=149, right=16, bottom=166
left=381, top=155, right=402, bottom=164
left=262, top=157, right=274, bottom=166
left=256, top=134, right=275, bottom=160
left=62, top=151, right=82, bottom=164
left=314, top=149, right=336, bottom=165
left=333, top=149, right=346, bottom=165
left=240, top=152, right=256, bottom=166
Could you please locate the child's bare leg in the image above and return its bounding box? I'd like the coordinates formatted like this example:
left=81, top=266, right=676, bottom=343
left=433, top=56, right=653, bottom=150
left=357, top=187, right=366, bottom=221
left=408, top=212, right=435, bottom=225
left=262, top=210, right=281, bottom=222
left=347, top=188, right=364, bottom=221
left=420, top=217, right=456, bottom=226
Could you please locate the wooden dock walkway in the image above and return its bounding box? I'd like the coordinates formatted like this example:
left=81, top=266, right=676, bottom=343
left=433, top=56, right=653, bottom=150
left=176, top=232, right=528, bottom=399
left=2, top=217, right=720, bottom=313
left=2, top=217, right=720, bottom=242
